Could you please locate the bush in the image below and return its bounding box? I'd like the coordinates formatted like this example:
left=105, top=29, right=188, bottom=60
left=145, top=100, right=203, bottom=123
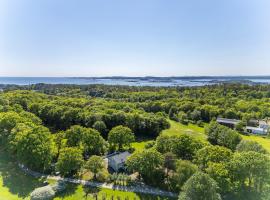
left=145, top=141, right=155, bottom=149
left=196, top=120, right=204, bottom=127
left=108, top=173, right=132, bottom=186
left=96, top=169, right=109, bottom=182
left=30, top=185, right=55, bottom=200
left=51, top=181, right=66, bottom=193
left=236, top=140, right=267, bottom=154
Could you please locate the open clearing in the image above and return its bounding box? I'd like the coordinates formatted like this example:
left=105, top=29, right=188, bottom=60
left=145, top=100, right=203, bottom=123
left=161, top=120, right=270, bottom=153
left=161, top=120, right=207, bottom=142
left=241, top=135, right=270, bottom=152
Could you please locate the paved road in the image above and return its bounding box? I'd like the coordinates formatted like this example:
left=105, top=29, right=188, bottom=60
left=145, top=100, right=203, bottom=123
left=19, top=164, right=178, bottom=198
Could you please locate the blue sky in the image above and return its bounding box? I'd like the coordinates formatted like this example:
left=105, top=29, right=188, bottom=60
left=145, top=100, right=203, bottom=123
left=0, top=0, right=270, bottom=76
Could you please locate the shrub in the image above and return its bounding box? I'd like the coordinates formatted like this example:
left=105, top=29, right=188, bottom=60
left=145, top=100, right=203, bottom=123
left=96, top=169, right=110, bottom=182
left=51, top=181, right=66, bottom=193
left=30, top=185, right=55, bottom=200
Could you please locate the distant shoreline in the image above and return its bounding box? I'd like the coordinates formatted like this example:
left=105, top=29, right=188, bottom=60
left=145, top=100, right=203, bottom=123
left=1, top=75, right=270, bottom=79
left=0, top=76, right=270, bottom=87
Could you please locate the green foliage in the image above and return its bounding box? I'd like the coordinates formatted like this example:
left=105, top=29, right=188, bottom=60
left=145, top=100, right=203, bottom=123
left=164, top=152, right=177, bottom=171
left=235, top=121, right=246, bottom=132
left=0, top=111, right=28, bottom=143
left=2, top=84, right=270, bottom=198
left=177, top=111, right=188, bottom=125
left=156, top=134, right=204, bottom=160
left=108, top=173, right=132, bottom=186
left=92, top=120, right=107, bottom=136
left=179, top=172, right=221, bottom=200
left=236, top=140, right=267, bottom=154
left=84, top=155, right=106, bottom=180
left=65, top=125, right=108, bottom=156
left=169, top=160, right=198, bottom=192
left=126, top=149, right=164, bottom=186
left=194, top=145, right=233, bottom=170
left=11, top=123, right=55, bottom=171
left=56, top=147, right=84, bottom=176
left=108, top=125, right=135, bottom=151
left=228, top=151, right=270, bottom=193
left=206, top=121, right=242, bottom=150
left=206, top=162, right=231, bottom=194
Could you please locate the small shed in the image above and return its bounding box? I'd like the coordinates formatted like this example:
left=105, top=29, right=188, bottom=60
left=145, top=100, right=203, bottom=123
left=105, top=151, right=131, bottom=172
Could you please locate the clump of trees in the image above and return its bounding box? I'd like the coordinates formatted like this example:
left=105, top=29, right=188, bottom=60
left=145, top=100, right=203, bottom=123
left=156, top=134, right=204, bottom=160
left=65, top=125, right=108, bottom=156
left=179, top=172, right=221, bottom=200
left=108, top=125, right=135, bottom=151
left=126, top=149, right=165, bottom=186
left=206, top=121, right=242, bottom=150
left=84, top=155, right=106, bottom=180
left=56, top=147, right=84, bottom=176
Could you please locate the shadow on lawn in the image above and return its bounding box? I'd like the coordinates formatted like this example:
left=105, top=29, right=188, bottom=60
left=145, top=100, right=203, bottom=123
left=0, top=150, right=45, bottom=198
left=83, top=186, right=101, bottom=199
left=135, top=193, right=177, bottom=200
left=55, top=183, right=78, bottom=199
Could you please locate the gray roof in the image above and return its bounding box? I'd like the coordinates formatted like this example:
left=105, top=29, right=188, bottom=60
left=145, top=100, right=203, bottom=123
left=246, top=126, right=265, bottom=131
left=106, top=151, right=131, bottom=164
left=217, top=118, right=241, bottom=125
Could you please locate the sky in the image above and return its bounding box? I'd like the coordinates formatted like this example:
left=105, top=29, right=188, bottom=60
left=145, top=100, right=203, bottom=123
left=0, top=0, right=270, bottom=77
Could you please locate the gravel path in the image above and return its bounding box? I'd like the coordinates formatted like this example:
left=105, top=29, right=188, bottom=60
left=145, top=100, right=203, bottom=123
left=18, top=164, right=178, bottom=198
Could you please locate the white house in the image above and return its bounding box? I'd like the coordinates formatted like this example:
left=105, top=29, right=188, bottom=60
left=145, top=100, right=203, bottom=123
left=246, top=126, right=268, bottom=135
left=105, top=151, right=131, bottom=172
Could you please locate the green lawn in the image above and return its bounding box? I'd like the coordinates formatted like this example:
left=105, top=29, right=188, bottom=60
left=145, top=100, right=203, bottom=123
left=241, top=135, right=270, bottom=153
left=0, top=150, right=174, bottom=200
left=0, top=149, right=45, bottom=200
left=54, top=184, right=174, bottom=200
left=161, top=120, right=270, bottom=153
left=161, top=120, right=207, bottom=142
left=131, top=139, right=153, bottom=152
left=131, top=120, right=208, bottom=153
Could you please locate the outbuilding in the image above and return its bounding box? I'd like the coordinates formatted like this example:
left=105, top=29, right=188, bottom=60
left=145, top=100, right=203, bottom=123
left=217, top=118, right=241, bottom=129
left=246, top=126, right=268, bottom=135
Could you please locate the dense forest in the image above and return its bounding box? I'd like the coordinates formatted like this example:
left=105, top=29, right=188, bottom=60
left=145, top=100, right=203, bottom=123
left=0, top=83, right=270, bottom=200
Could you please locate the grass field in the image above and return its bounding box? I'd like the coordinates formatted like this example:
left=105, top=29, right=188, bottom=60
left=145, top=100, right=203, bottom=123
left=241, top=135, right=270, bottom=152
left=161, top=120, right=207, bottom=142
left=131, top=138, right=154, bottom=152
left=0, top=150, right=174, bottom=200
left=54, top=184, right=174, bottom=200
left=161, top=120, right=270, bottom=153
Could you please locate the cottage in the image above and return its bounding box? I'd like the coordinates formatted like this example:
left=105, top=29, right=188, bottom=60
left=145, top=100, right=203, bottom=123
left=217, top=118, right=241, bottom=129
left=105, top=151, right=131, bottom=172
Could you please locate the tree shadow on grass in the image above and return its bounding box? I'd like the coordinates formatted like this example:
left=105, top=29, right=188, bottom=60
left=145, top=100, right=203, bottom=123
left=135, top=193, right=177, bottom=200
left=83, top=186, right=101, bottom=200
left=54, top=183, right=78, bottom=199
left=0, top=150, right=45, bottom=198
